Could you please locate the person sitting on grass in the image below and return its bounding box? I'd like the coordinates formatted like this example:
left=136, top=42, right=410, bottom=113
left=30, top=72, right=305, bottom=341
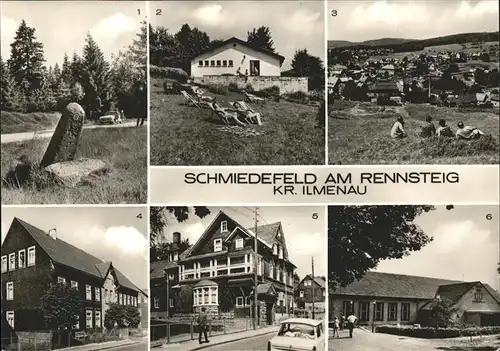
left=420, top=115, right=436, bottom=137
left=232, top=101, right=262, bottom=125
left=436, top=119, right=454, bottom=137
left=390, top=115, right=407, bottom=139
left=455, top=121, right=485, bottom=140
left=212, top=99, right=246, bottom=126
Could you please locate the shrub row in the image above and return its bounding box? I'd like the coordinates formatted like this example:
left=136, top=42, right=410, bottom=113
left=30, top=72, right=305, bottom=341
left=376, top=325, right=500, bottom=339
left=150, top=65, right=188, bottom=83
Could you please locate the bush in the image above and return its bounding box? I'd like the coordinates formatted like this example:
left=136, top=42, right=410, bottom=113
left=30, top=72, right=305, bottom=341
left=206, top=84, right=229, bottom=96
left=284, top=91, right=310, bottom=104
left=244, top=83, right=254, bottom=92
left=149, top=65, right=188, bottom=83
left=376, top=325, right=500, bottom=339
left=228, top=82, right=239, bottom=92
left=253, top=85, right=280, bottom=98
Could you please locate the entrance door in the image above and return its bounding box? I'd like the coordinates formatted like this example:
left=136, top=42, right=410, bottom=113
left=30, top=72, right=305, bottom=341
left=266, top=302, right=274, bottom=325
left=250, top=60, right=260, bottom=76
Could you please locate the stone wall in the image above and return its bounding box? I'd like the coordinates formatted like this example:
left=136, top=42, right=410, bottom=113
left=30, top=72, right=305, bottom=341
left=192, top=75, right=308, bottom=95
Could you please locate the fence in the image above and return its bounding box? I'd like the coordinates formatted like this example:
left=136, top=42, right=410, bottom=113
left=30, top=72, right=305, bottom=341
left=2, top=330, right=52, bottom=351
left=150, top=317, right=253, bottom=347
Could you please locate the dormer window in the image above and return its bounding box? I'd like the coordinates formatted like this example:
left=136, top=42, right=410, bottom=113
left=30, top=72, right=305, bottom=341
left=221, top=221, right=228, bottom=232
left=278, top=247, right=283, bottom=259
left=273, top=245, right=278, bottom=255
left=214, top=239, right=222, bottom=252
left=235, top=238, right=243, bottom=249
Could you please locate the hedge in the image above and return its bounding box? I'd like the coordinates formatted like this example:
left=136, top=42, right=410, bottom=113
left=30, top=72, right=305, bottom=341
left=150, top=65, right=188, bottom=83
left=376, top=325, right=500, bottom=339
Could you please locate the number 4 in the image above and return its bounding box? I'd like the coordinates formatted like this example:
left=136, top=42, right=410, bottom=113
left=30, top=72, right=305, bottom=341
left=137, top=213, right=143, bottom=219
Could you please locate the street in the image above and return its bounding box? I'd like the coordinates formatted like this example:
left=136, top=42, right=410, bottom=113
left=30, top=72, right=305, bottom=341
left=0, top=121, right=144, bottom=144
left=328, top=329, right=500, bottom=351
left=200, top=333, right=271, bottom=351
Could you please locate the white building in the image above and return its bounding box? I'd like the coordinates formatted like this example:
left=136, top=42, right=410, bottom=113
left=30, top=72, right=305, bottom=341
left=190, top=37, right=285, bottom=78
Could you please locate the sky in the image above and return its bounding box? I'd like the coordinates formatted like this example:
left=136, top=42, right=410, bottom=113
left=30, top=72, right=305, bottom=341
left=0, top=1, right=146, bottom=67
left=374, top=205, right=500, bottom=290
left=159, top=206, right=326, bottom=279
left=328, top=0, right=499, bottom=42
left=152, top=1, right=325, bottom=70
left=1, top=206, right=149, bottom=290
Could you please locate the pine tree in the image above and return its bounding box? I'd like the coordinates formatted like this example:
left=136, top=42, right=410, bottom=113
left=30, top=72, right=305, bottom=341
left=1, top=56, right=25, bottom=111
left=71, top=52, right=82, bottom=84
left=81, top=33, right=112, bottom=119
left=60, top=53, right=72, bottom=84
left=7, top=20, right=46, bottom=95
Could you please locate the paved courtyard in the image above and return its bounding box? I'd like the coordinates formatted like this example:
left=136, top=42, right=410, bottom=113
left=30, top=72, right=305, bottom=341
left=328, top=328, right=500, bottom=351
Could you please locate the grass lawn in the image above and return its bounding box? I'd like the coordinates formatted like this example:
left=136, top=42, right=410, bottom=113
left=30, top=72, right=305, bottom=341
left=1, top=127, right=147, bottom=204
left=150, top=78, right=325, bottom=165
left=328, top=101, right=499, bottom=164
left=1, top=111, right=62, bottom=134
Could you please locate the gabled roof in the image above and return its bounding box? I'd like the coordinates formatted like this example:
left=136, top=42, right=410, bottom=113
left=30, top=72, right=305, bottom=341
left=193, top=37, right=285, bottom=64
left=13, top=217, right=139, bottom=292
left=299, top=275, right=326, bottom=289
left=150, top=259, right=178, bottom=279
left=436, top=282, right=500, bottom=306
left=330, top=271, right=461, bottom=300
left=369, top=81, right=400, bottom=92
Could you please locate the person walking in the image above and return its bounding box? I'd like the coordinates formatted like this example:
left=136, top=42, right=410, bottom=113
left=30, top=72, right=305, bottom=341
left=339, top=315, right=344, bottom=331
left=197, top=307, right=210, bottom=344
left=332, top=317, right=340, bottom=338
left=346, top=313, right=358, bottom=338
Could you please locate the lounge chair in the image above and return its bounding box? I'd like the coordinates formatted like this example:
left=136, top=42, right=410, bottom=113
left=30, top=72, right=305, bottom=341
left=243, top=91, right=265, bottom=103
left=232, top=101, right=263, bottom=125
left=181, top=91, right=202, bottom=108
left=215, top=110, right=246, bottom=127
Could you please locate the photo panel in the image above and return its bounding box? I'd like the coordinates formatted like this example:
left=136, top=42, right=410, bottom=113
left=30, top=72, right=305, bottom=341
left=149, top=205, right=327, bottom=350
left=327, top=0, right=499, bottom=165
left=1, top=206, right=149, bottom=350
left=149, top=1, right=327, bottom=166
left=328, top=204, right=500, bottom=350
left=1, top=1, right=148, bottom=205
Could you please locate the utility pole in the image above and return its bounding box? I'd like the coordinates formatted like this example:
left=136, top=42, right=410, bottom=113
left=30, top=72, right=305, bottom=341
left=253, top=207, right=259, bottom=330
left=285, top=263, right=288, bottom=316
left=165, top=270, right=170, bottom=318
left=311, top=257, right=315, bottom=320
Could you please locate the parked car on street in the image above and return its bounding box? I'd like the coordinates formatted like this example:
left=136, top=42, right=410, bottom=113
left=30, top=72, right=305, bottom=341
left=268, top=318, right=325, bottom=351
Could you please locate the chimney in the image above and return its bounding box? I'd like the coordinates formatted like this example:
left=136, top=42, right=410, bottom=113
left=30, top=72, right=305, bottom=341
left=48, top=228, right=57, bottom=240
left=173, top=232, right=181, bottom=244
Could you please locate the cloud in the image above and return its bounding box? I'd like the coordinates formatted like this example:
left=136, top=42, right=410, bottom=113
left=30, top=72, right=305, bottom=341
left=1, top=15, right=17, bottom=58
left=278, top=9, right=322, bottom=36
left=90, top=12, right=137, bottom=43
left=87, top=224, right=146, bottom=258
left=193, top=4, right=223, bottom=26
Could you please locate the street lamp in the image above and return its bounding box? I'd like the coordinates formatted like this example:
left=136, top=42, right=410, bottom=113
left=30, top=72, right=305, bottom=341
left=372, top=301, right=376, bottom=333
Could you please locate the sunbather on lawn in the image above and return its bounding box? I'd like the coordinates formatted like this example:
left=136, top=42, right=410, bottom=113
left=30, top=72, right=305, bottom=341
left=419, top=115, right=436, bottom=137
left=390, top=115, right=407, bottom=139
left=213, top=100, right=246, bottom=126
left=233, top=101, right=263, bottom=125
left=436, top=119, right=454, bottom=137
left=455, top=121, right=485, bottom=140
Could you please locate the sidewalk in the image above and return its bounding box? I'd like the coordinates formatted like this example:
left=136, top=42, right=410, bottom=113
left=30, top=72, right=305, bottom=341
left=159, top=326, right=280, bottom=350
left=59, top=338, right=140, bottom=351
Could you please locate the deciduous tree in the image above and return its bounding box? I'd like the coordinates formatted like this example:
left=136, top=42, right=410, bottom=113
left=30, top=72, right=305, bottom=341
left=40, top=282, right=81, bottom=330
left=328, top=205, right=434, bottom=288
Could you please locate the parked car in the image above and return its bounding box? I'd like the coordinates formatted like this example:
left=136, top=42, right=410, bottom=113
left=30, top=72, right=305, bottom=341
left=268, top=318, right=325, bottom=351
left=98, top=111, right=120, bottom=125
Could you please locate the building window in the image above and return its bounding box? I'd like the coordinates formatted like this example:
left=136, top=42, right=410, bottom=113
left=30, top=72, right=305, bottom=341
left=374, top=302, right=384, bottom=321
left=236, top=296, right=244, bottom=307
left=154, top=296, right=160, bottom=309
left=388, top=303, right=398, bottom=321
left=73, top=315, right=80, bottom=329
left=71, top=281, right=78, bottom=289
left=214, top=239, right=222, bottom=252
left=401, top=303, right=410, bottom=321
left=299, top=290, right=304, bottom=298
left=204, top=60, right=209, bottom=66
left=273, top=245, right=278, bottom=255
left=235, top=238, right=243, bottom=249
left=6, top=311, right=14, bottom=329
left=193, top=286, right=218, bottom=306
left=8, top=253, right=15, bottom=271
left=169, top=298, right=174, bottom=308
left=6, top=282, right=14, bottom=300
left=18, top=249, right=26, bottom=268
left=359, top=301, right=369, bottom=322
left=278, top=247, right=283, bottom=259
left=210, top=60, right=215, bottom=67
left=223, top=60, right=227, bottom=67
left=221, top=221, right=228, bottom=232
left=86, top=285, right=92, bottom=300
left=95, top=288, right=100, bottom=302
left=474, top=287, right=484, bottom=302
left=229, top=60, right=234, bottom=67
left=95, top=310, right=101, bottom=328
left=58, top=277, right=66, bottom=285
left=342, top=301, right=354, bottom=316
left=198, top=60, right=203, bottom=67
left=86, top=310, right=93, bottom=328
left=1, top=256, right=7, bottom=273
left=216, top=60, right=221, bottom=67
left=28, top=246, right=36, bottom=266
